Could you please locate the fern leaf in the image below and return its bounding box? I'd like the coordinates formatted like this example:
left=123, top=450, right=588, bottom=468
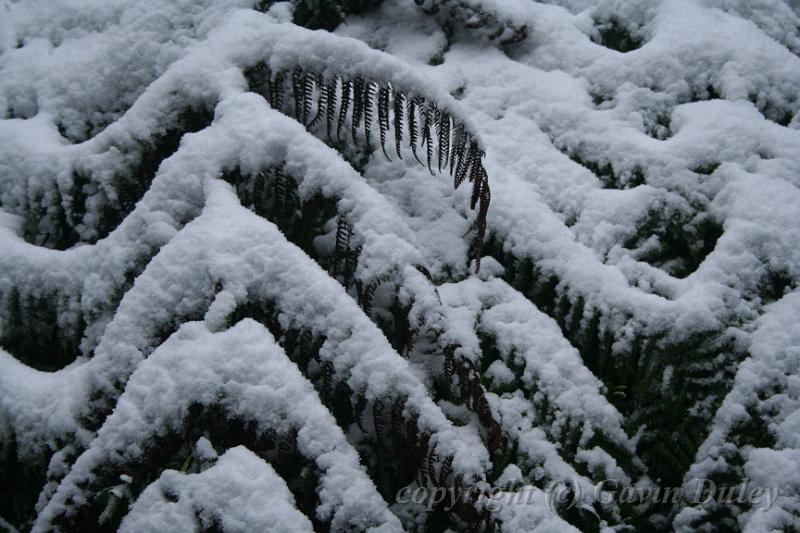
left=322, top=360, right=334, bottom=403
left=361, top=279, right=379, bottom=317
left=450, top=123, right=464, bottom=174
left=422, top=106, right=435, bottom=175
left=393, top=90, right=404, bottom=159
left=306, top=74, right=325, bottom=129
left=337, top=79, right=351, bottom=141
left=301, top=71, right=315, bottom=125
left=351, top=77, right=365, bottom=144
left=325, top=80, right=336, bottom=140
left=407, top=96, right=423, bottom=165
left=292, top=66, right=303, bottom=121
left=373, top=400, right=385, bottom=442
left=363, top=81, right=375, bottom=151
left=271, top=70, right=286, bottom=112
left=378, top=85, right=391, bottom=160
left=355, top=394, right=368, bottom=432
left=438, top=111, right=451, bottom=173
left=332, top=217, right=352, bottom=277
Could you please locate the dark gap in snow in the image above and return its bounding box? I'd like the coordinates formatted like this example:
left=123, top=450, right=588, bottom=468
left=687, top=83, right=722, bottom=103
left=750, top=96, right=796, bottom=127
left=290, top=0, right=386, bottom=31
left=642, top=108, right=673, bottom=141
left=2, top=94, right=38, bottom=120
left=591, top=16, right=644, bottom=53
left=0, top=432, right=49, bottom=532
left=758, top=268, right=797, bottom=305
left=691, top=161, right=721, bottom=175
left=0, top=287, right=84, bottom=371
left=621, top=209, right=724, bottom=279
left=590, top=88, right=615, bottom=108
left=564, top=150, right=646, bottom=190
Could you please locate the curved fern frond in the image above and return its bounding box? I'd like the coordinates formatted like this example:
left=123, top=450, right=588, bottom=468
left=34, top=320, right=402, bottom=532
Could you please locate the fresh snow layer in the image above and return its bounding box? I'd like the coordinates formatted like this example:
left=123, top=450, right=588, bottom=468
left=1, top=0, right=799, bottom=531
left=119, top=446, right=315, bottom=533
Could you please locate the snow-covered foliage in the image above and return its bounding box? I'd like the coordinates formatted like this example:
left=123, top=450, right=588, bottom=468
left=1, top=0, right=799, bottom=531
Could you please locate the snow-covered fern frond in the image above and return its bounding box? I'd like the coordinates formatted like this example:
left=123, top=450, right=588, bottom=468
left=2, top=0, right=800, bottom=532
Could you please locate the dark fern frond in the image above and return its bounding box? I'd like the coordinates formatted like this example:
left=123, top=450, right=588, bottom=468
left=422, top=106, right=435, bottom=175
left=407, top=96, right=423, bottom=165
left=307, top=74, right=326, bottom=129
left=332, top=217, right=353, bottom=278
left=246, top=64, right=492, bottom=270
left=337, top=79, right=351, bottom=141
left=439, top=456, right=453, bottom=486
left=454, top=143, right=470, bottom=189
left=373, top=399, right=385, bottom=442
left=322, top=360, right=334, bottom=403
left=301, top=72, right=315, bottom=125
left=292, top=66, right=304, bottom=121
left=426, top=446, right=439, bottom=484
left=325, top=80, right=336, bottom=140
left=391, top=398, right=406, bottom=444
left=450, top=123, right=464, bottom=174
left=362, top=280, right=379, bottom=317
left=393, top=90, right=404, bottom=159
left=271, top=70, right=286, bottom=112
left=351, top=77, right=365, bottom=144
left=246, top=63, right=271, bottom=101
left=438, top=111, right=451, bottom=173
left=355, top=394, right=368, bottom=432
left=378, top=85, right=391, bottom=160
left=363, top=81, right=376, bottom=151
left=474, top=179, right=490, bottom=270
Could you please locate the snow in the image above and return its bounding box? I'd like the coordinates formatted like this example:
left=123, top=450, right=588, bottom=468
left=676, top=290, right=800, bottom=531
left=35, top=319, right=402, bottom=532
left=1, top=0, right=799, bottom=530
left=120, top=446, right=314, bottom=533
left=436, top=276, right=645, bottom=521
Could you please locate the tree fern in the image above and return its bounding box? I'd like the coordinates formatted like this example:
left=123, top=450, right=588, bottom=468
left=2, top=1, right=800, bottom=532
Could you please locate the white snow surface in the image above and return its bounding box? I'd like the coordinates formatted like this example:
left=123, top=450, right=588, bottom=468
left=119, top=446, right=315, bottom=533
left=1, top=0, right=799, bottom=531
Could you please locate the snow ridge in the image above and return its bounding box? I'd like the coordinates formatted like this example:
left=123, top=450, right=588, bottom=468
left=1, top=0, right=799, bottom=531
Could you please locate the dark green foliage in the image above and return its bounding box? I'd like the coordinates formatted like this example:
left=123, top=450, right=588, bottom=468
left=289, top=0, right=385, bottom=31
left=592, top=17, right=644, bottom=53
left=622, top=209, right=723, bottom=278
left=566, top=150, right=646, bottom=190
left=415, top=0, right=528, bottom=45
left=0, top=434, right=50, bottom=532
left=0, top=288, right=82, bottom=371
